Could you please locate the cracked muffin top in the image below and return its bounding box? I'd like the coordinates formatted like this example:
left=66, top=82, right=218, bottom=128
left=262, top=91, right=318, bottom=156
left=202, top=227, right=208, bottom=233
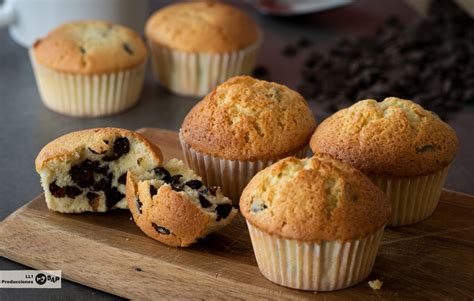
left=310, top=97, right=458, bottom=177
left=145, top=2, right=260, bottom=53
left=180, top=76, right=317, bottom=161
left=32, top=20, right=147, bottom=74
left=240, top=154, right=390, bottom=242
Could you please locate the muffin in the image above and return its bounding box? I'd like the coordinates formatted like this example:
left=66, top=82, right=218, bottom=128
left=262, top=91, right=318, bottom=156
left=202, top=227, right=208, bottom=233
left=126, top=159, right=237, bottom=247
left=240, top=154, right=391, bottom=291
left=31, top=20, right=148, bottom=117
left=310, top=97, right=458, bottom=226
left=180, top=76, right=316, bottom=203
left=145, top=2, right=261, bottom=97
left=35, top=128, right=162, bottom=213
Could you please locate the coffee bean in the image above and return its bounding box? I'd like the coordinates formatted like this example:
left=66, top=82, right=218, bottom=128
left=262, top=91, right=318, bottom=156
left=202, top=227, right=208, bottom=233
left=153, top=167, right=171, bottom=183
left=199, top=194, right=212, bottom=208
left=184, top=179, right=203, bottom=189
left=49, top=181, right=66, bottom=198
left=282, top=45, right=298, bottom=57
left=215, top=204, right=232, bottom=221
left=118, top=173, right=127, bottom=185
left=152, top=223, right=170, bottom=235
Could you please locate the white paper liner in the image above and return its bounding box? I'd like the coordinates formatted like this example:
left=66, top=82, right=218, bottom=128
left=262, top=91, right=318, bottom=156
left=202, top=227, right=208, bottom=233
left=370, top=165, right=450, bottom=227
left=148, top=37, right=261, bottom=97
left=179, top=131, right=308, bottom=204
left=246, top=222, right=385, bottom=291
left=30, top=50, right=146, bottom=117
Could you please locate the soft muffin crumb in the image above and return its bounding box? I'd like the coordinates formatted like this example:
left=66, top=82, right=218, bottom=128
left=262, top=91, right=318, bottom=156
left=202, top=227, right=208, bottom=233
left=368, top=279, right=383, bottom=290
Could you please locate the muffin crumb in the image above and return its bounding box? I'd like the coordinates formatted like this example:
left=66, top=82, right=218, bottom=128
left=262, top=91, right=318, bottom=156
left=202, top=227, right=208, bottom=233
left=368, top=279, right=383, bottom=290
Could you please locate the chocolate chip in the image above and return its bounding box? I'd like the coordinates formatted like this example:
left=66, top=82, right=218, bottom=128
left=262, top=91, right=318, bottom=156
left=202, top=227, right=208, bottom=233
left=87, top=192, right=100, bottom=211
left=105, top=187, right=124, bottom=209
left=118, top=173, right=127, bottom=185
left=65, top=186, right=82, bottom=198
left=49, top=181, right=65, bottom=198
left=103, top=137, right=130, bottom=161
left=135, top=267, right=142, bottom=272
left=153, top=167, right=171, bottom=183
left=184, top=179, right=203, bottom=189
left=215, top=204, right=232, bottom=221
left=199, top=194, right=212, bottom=208
left=103, top=140, right=109, bottom=144
left=416, top=144, right=436, bottom=153
left=122, top=43, right=134, bottom=55
left=79, top=47, right=86, bottom=54
left=250, top=202, right=267, bottom=213
left=136, top=198, right=143, bottom=214
left=149, top=185, right=157, bottom=197
left=282, top=45, right=298, bottom=57
left=152, top=223, right=170, bottom=235
left=208, top=186, right=218, bottom=196
left=170, top=175, right=182, bottom=191
left=69, top=160, right=99, bottom=188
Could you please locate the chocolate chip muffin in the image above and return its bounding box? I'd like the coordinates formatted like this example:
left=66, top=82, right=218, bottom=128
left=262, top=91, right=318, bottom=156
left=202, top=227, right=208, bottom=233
left=126, top=159, right=237, bottom=247
left=180, top=75, right=317, bottom=203
left=146, top=2, right=261, bottom=96
left=31, top=20, right=148, bottom=117
left=240, top=154, right=390, bottom=291
left=310, top=97, right=458, bottom=226
left=35, top=128, right=162, bottom=213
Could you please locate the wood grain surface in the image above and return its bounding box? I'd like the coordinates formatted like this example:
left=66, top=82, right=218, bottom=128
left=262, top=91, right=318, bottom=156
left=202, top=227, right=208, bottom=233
left=0, top=128, right=473, bottom=300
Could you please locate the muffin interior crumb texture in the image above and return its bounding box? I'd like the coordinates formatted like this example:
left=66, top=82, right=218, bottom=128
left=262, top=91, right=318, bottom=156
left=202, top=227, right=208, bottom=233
left=240, top=154, right=390, bottom=242
left=129, top=159, right=237, bottom=246
left=37, top=130, right=160, bottom=213
left=182, top=76, right=316, bottom=160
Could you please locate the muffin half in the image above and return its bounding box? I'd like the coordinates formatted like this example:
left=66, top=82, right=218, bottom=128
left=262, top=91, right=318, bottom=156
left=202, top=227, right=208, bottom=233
left=126, top=159, right=237, bottom=247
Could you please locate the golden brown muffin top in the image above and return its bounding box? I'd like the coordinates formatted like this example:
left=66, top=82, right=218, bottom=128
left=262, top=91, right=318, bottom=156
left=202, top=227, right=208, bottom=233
left=32, top=20, right=147, bottom=74
left=181, top=76, right=317, bottom=161
left=145, top=2, right=260, bottom=53
left=35, top=128, right=162, bottom=171
left=240, top=154, right=390, bottom=242
left=310, top=97, right=458, bottom=177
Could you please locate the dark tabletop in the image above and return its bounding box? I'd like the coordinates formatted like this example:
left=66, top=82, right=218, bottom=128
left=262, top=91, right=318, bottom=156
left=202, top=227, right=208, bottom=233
left=1, top=0, right=473, bottom=300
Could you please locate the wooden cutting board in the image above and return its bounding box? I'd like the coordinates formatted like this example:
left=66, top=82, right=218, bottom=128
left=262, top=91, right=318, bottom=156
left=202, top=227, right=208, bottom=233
left=0, top=128, right=473, bottom=300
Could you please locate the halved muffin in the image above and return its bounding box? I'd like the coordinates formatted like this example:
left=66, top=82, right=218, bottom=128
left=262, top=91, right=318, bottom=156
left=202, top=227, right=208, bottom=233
left=126, top=159, right=237, bottom=247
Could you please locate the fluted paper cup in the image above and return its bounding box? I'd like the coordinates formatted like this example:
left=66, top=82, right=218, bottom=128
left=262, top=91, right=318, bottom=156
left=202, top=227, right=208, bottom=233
left=148, top=37, right=261, bottom=97
left=30, top=50, right=146, bottom=117
left=179, top=131, right=308, bottom=204
left=246, top=222, right=385, bottom=291
left=370, top=165, right=450, bottom=227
